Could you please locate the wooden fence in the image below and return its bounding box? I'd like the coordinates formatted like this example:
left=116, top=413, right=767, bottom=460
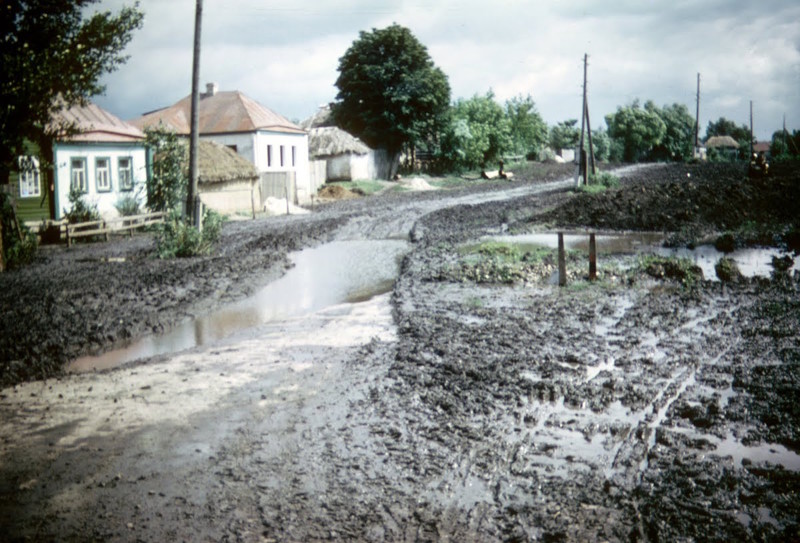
left=61, top=211, right=167, bottom=247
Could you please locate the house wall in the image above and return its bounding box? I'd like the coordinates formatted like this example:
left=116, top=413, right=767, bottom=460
left=9, top=140, right=51, bottom=223
left=54, top=142, right=148, bottom=220
left=199, top=180, right=256, bottom=216
left=308, top=160, right=327, bottom=195
left=202, top=131, right=312, bottom=205
left=326, top=150, right=392, bottom=182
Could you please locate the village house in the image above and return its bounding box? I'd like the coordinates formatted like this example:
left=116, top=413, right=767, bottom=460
left=10, top=102, right=149, bottom=223
left=191, top=140, right=260, bottom=217
left=301, top=105, right=391, bottom=184
left=131, top=84, right=314, bottom=205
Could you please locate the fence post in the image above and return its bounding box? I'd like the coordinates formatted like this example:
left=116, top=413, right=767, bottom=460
left=558, top=232, right=567, bottom=287
left=589, top=233, right=597, bottom=280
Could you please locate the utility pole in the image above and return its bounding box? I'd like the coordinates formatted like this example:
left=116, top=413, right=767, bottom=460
left=749, top=100, right=754, bottom=159
left=578, top=54, right=591, bottom=186
left=187, top=0, right=203, bottom=228
left=694, top=73, right=701, bottom=149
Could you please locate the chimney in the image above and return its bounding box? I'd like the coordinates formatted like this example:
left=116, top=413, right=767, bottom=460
left=203, top=82, right=218, bottom=98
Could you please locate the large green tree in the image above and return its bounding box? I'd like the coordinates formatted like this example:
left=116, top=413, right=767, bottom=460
left=504, top=94, right=547, bottom=158
left=0, top=0, right=143, bottom=183
left=438, top=91, right=511, bottom=171
left=649, top=103, right=696, bottom=161
left=548, top=119, right=580, bottom=152
left=605, top=100, right=667, bottom=162
left=332, top=24, right=451, bottom=163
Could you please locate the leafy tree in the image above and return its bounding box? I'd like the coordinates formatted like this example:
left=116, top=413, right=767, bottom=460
left=548, top=120, right=580, bottom=153
left=504, top=94, right=547, bottom=158
left=145, top=128, right=186, bottom=213
left=605, top=100, right=666, bottom=162
left=649, top=103, right=695, bottom=161
left=590, top=128, right=624, bottom=163
left=0, top=0, right=144, bottom=184
left=438, top=91, right=512, bottom=171
left=332, top=24, right=451, bottom=163
left=770, top=129, right=800, bottom=159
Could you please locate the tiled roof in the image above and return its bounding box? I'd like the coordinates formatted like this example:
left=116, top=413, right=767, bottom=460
left=131, top=90, right=305, bottom=135
left=54, top=102, right=145, bottom=142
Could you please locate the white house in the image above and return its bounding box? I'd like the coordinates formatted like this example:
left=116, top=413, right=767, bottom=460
left=131, top=84, right=312, bottom=204
left=53, top=103, right=149, bottom=220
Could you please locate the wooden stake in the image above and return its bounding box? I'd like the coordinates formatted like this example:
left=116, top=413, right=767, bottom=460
left=558, top=232, right=566, bottom=287
left=589, top=233, right=597, bottom=280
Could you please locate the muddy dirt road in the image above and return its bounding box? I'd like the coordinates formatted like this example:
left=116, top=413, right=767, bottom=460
left=1, top=162, right=798, bottom=542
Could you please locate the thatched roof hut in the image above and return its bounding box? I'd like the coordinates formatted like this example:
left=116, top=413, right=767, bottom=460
left=308, top=126, right=371, bottom=158
left=191, top=140, right=259, bottom=184
left=705, top=135, right=740, bottom=149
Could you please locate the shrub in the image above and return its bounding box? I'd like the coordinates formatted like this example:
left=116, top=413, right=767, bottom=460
left=63, top=186, right=100, bottom=224
left=715, top=257, right=742, bottom=282
left=591, top=171, right=619, bottom=188
left=115, top=195, right=141, bottom=216
left=1, top=193, right=37, bottom=268
left=156, top=209, right=223, bottom=258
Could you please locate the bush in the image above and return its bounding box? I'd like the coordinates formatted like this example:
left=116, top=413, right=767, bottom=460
left=64, top=186, right=100, bottom=224
left=0, top=192, right=38, bottom=269
left=115, top=195, right=141, bottom=216
left=156, top=209, right=223, bottom=258
left=715, top=257, right=742, bottom=282
left=591, top=171, right=620, bottom=188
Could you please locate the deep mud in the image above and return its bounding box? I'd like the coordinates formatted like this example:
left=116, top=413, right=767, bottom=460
left=1, top=161, right=799, bottom=542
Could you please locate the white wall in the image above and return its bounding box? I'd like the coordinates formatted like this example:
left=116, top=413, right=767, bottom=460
left=200, top=133, right=256, bottom=164
left=54, top=142, right=148, bottom=220
left=253, top=131, right=311, bottom=204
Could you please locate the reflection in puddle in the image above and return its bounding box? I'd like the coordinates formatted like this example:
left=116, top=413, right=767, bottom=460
left=70, top=240, right=409, bottom=372
left=491, top=232, right=799, bottom=280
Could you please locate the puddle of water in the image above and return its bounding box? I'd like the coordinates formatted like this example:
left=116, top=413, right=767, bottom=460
left=69, top=240, right=409, bottom=372
left=490, top=232, right=799, bottom=281
left=712, top=434, right=800, bottom=471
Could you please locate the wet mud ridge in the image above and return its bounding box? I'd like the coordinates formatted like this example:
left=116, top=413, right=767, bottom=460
left=1, top=162, right=799, bottom=541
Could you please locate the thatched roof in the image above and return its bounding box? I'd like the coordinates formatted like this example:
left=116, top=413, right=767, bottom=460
left=705, top=135, right=740, bottom=149
left=177, top=140, right=259, bottom=184
left=300, top=104, right=335, bottom=130
left=309, top=126, right=371, bottom=158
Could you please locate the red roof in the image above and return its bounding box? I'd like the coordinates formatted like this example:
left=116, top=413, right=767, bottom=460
left=131, top=90, right=304, bottom=135
left=54, top=102, right=145, bottom=142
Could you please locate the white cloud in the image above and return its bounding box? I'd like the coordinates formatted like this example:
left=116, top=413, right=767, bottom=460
left=93, top=0, right=800, bottom=139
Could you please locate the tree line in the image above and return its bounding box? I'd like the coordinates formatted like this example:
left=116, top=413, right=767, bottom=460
left=332, top=25, right=800, bottom=173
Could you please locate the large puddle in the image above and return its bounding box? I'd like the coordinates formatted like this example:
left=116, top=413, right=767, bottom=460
left=70, top=240, right=410, bottom=372
left=491, top=232, right=799, bottom=280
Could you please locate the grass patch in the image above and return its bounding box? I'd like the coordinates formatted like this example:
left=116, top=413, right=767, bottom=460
left=327, top=179, right=387, bottom=196
left=633, top=255, right=704, bottom=287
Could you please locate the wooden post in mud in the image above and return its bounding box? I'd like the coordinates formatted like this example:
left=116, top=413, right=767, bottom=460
left=589, top=233, right=597, bottom=280
left=558, top=232, right=567, bottom=286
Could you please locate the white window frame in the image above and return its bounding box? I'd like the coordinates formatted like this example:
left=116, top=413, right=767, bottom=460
left=95, top=157, right=111, bottom=192
left=18, top=155, right=41, bottom=198
left=118, top=157, right=133, bottom=191
left=71, top=157, right=88, bottom=193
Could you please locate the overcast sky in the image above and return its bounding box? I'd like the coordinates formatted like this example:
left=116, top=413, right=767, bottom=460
left=93, top=0, right=800, bottom=141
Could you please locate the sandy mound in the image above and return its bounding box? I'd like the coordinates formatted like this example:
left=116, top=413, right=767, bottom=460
left=263, top=196, right=309, bottom=215
left=317, top=184, right=361, bottom=200
left=399, top=177, right=437, bottom=191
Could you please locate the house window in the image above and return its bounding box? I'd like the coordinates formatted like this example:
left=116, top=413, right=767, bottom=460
left=118, top=157, right=133, bottom=191
left=95, top=157, right=111, bottom=192
left=280, top=145, right=285, bottom=167
left=71, top=158, right=88, bottom=193
left=18, top=155, right=41, bottom=198
left=292, top=146, right=296, bottom=167
left=267, top=145, right=273, bottom=167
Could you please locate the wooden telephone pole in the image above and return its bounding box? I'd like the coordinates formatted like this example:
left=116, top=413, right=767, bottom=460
left=187, top=0, right=203, bottom=228
left=694, top=73, right=701, bottom=149
left=749, top=100, right=754, bottom=159
left=578, top=54, right=596, bottom=186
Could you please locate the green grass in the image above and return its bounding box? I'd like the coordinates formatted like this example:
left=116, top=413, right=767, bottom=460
left=327, top=179, right=388, bottom=196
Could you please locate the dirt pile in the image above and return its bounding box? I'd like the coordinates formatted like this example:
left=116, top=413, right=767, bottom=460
left=317, top=184, right=361, bottom=200
left=541, top=162, right=800, bottom=248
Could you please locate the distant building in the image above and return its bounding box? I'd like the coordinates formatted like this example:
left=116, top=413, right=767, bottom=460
left=131, top=84, right=312, bottom=204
